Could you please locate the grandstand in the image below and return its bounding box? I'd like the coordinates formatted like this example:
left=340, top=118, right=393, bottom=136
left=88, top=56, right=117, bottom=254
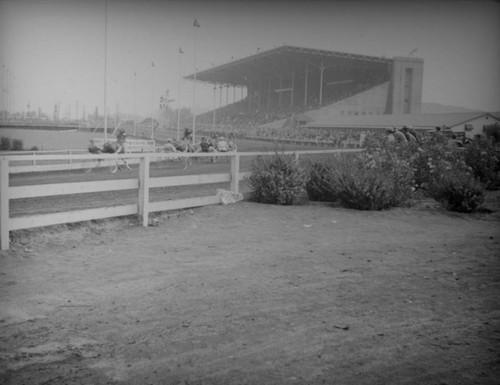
left=186, top=45, right=423, bottom=132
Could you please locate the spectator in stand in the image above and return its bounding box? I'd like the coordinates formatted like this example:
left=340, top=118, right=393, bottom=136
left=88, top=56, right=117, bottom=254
left=359, top=131, right=367, bottom=147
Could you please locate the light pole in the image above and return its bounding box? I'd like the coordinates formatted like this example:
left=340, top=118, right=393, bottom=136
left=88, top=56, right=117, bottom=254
left=1, top=64, right=6, bottom=121
left=6, top=68, right=10, bottom=120
left=212, top=84, right=216, bottom=132
left=151, top=61, right=156, bottom=140
left=177, top=47, right=183, bottom=141
left=133, top=71, right=137, bottom=137
left=192, top=18, right=200, bottom=143
left=76, top=101, right=79, bottom=129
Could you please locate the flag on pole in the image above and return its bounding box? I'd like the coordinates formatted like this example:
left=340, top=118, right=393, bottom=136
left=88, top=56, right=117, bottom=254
left=193, top=18, right=200, bottom=27
left=151, top=61, right=155, bottom=67
left=178, top=47, right=184, bottom=54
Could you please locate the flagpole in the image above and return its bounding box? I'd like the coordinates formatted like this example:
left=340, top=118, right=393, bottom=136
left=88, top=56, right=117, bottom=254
left=192, top=19, right=200, bottom=143
left=103, top=0, right=108, bottom=142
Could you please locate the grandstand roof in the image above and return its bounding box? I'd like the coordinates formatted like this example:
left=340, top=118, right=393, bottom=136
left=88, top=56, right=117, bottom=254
left=306, top=112, right=499, bottom=130
left=184, top=45, right=392, bottom=86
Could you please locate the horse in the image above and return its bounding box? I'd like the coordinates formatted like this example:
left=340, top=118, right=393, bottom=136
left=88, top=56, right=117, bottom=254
left=171, top=128, right=197, bottom=169
left=173, top=137, right=196, bottom=169
left=86, top=130, right=131, bottom=173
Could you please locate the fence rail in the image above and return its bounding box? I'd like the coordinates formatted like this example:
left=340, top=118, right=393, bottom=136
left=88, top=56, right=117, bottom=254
left=1, top=138, right=157, bottom=173
left=0, top=149, right=362, bottom=250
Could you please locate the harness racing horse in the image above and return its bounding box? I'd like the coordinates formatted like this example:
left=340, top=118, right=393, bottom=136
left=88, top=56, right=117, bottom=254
left=87, top=130, right=132, bottom=173
left=174, top=128, right=197, bottom=169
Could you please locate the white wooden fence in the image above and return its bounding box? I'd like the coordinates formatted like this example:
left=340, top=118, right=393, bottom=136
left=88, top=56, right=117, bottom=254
left=0, top=149, right=362, bottom=250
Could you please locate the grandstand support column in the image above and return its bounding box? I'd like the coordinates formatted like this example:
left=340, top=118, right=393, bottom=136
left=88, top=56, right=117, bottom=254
left=0, top=157, right=9, bottom=250
left=258, top=79, right=262, bottom=111
left=267, top=78, right=271, bottom=111
left=319, top=60, right=325, bottom=106
left=248, top=82, right=252, bottom=113
left=304, top=63, right=309, bottom=107
left=233, top=85, right=236, bottom=103
left=278, top=74, right=282, bottom=108
left=1, top=65, right=5, bottom=121
left=219, top=85, right=223, bottom=109
left=290, top=67, right=295, bottom=107
left=226, top=85, right=229, bottom=106
left=212, top=84, right=216, bottom=131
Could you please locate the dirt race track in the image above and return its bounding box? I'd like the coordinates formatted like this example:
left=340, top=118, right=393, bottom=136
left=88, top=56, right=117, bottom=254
left=1, top=190, right=500, bottom=384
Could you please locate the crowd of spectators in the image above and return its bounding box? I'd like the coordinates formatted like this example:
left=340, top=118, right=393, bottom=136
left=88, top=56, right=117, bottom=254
left=192, top=123, right=375, bottom=149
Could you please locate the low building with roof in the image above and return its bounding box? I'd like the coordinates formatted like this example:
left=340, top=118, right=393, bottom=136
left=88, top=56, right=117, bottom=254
left=305, top=111, right=500, bottom=139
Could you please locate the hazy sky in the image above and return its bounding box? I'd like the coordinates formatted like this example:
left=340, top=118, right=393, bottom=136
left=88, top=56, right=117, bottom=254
left=1, top=0, right=499, bottom=118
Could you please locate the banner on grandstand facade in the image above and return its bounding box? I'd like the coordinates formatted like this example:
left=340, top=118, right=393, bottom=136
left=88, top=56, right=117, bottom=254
left=326, top=79, right=354, bottom=86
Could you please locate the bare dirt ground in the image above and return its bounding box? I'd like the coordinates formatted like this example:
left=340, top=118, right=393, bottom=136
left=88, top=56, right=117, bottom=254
left=1, top=191, right=500, bottom=384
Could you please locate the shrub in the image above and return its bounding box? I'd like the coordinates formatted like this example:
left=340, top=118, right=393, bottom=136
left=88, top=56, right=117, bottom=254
left=249, top=153, right=306, bottom=205
left=429, top=165, right=484, bottom=213
left=409, top=138, right=466, bottom=192
left=305, top=158, right=339, bottom=202
left=0, top=136, right=11, bottom=150
left=305, top=146, right=414, bottom=211
left=12, top=139, right=24, bottom=151
left=333, top=154, right=414, bottom=210
left=462, top=138, right=500, bottom=188
left=30, top=146, right=39, bottom=151
left=336, top=166, right=392, bottom=210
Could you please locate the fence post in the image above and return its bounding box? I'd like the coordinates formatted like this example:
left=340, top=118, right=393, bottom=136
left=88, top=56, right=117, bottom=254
left=230, top=153, right=240, bottom=194
left=295, top=152, right=300, bottom=164
left=0, top=158, right=10, bottom=250
left=138, top=155, right=150, bottom=227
